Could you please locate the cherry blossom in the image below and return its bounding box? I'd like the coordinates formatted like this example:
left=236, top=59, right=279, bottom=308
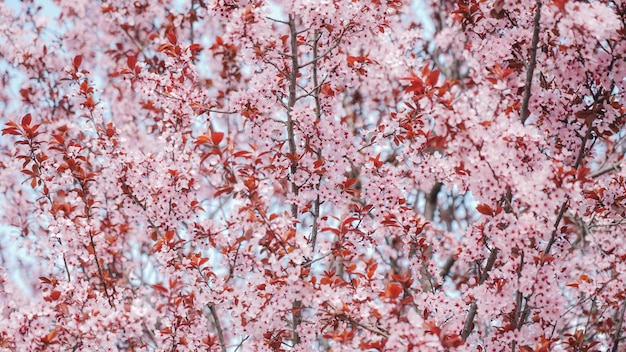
left=0, top=0, right=625, bottom=351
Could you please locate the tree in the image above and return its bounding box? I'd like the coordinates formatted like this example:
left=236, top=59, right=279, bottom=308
left=0, top=0, right=625, bottom=350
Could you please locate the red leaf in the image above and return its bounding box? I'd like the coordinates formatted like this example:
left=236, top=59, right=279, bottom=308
left=233, top=150, right=251, bottom=158
left=73, top=55, right=82, bottom=70
left=367, top=263, right=378, bottom=279
left=425, top=320, right=441, bottom=335
left=476, top=203, right=494, bottom=216
left=127, top=55, right=137, bottom=70
left=52, top=134, right=65, bottom=145
left=426, top=69, right=440, bottom=86
left=152, top=284, right=169, bottom=293
left=214, top=186, right=233, bottom=197
left=344, top=178, right=357, bottom=189
left=188, top=43, right=202, bottom=52
left=286, top=152, right=300, bottom=162
left=384, top=282, right=403, bottom=299
left=552, top=0, right=568, bottom=11
left=41, top=330, right=59, bottom=343
left=346, top=55, right=357, bottom=67
left=441, top=333, right=464, bottom=348
left=158, top=43, right=174, bottom=53
left=321, top=227, right=340, bottom=235
left=2, top=127, right=21, bottom=136
left=167, top=31, right=177, bottom=45
left=211, top=132, right=224, bottom=145
left=105, top=123, right=115, bottom=138
left=320, top=83, right=334, bottom=97
left=21, top=113, right=32, bottom=127
left=194, top=135, right=211, bottom=145
left=370, top=153, right=384, bottom=168
left=164, top=230, right=175, bottom=242
left=401, top=75, right=425, bottom=95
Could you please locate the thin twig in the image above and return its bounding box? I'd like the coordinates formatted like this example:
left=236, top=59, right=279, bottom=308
left=589, top=160, right=622, bottom=178
left=299, top=26, right=352, bottom=69
left=263, top=58, right=290, bottom=79
left=88, top=229, right=114, bottom=308
left=207, top=109, right=238, bottom=115
left=512, top=250, right=525, bottom=329
left=543, top=200, right=568, bottom=256
left=339, top=314, right=389, bottom=338
left=121, top=26, right=148, bottom=60
left=63, top=254, right=71, bottom=282
left=266, top=16, right=289, bottom=24
left=302, top=252, right=332, bottom=267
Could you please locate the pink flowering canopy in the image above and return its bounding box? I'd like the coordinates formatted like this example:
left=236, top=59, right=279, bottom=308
left=1, top=0, right=626, bottom=351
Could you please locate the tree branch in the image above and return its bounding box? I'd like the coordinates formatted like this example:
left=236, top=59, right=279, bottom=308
left=87, top=228, right=115, bottom=308
left=209, top=303, right=227, bottom=352
left=416, top=183, right=443, bottom=292
left=520, top=0, right=542, bottom=125
left=310, top=30, right=323, bottom=253
left=287, top=15, right=300, bottom=219
left=298, top=25, right=351, bottom=69
left=589, top=160, right=622, bottom=178
left=461, top=247, right=498, bottom=340
left=287, top=15, right=303, bottom=346
left=612, top=298, right=626, bottom=352
left=544, top=122, right=593, bottom=255
left=339, top=314, right=389, bottom=338
left=461, top=301, right=478, bottom=341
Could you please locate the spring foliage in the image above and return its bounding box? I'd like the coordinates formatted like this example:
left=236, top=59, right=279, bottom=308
left=1, top=0, right=626, bottom=351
